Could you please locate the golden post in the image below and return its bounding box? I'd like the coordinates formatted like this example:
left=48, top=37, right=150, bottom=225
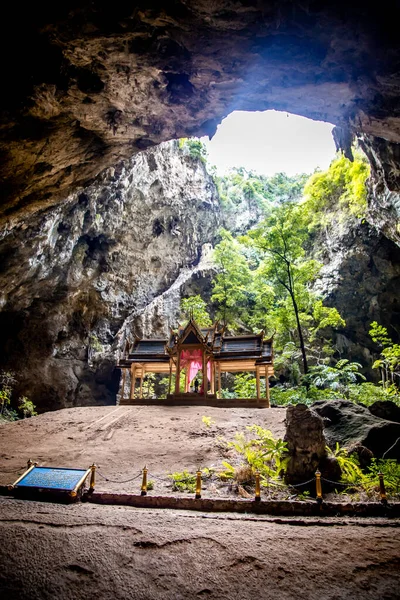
left=141, top=466, right=148, bottom=496
left=89, top=464, right=96, bottom=491
left=255, top=471, right=261, bottom=502
left=195, top=469, right=202, bottom=499
left=378, top=472, right=387, bottom=505
left=315, top=470, right=323, bottom=504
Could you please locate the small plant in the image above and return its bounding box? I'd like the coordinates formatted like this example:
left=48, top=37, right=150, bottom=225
left=202, top=416, right=215, bottom=428
left=18, top=396, right=37, bottom=418
left=297, top=490, right=311, bottom=501
left=168, top=470, right=197, bottom=493
left=326, top=443, right=364, bottom=485
left=201, top=467, right=215, bottom=479
left=217, top=426, right=288, bottom=486
left=147, top=480, right=154, bottom=491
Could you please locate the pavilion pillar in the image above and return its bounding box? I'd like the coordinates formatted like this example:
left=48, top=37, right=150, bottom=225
left=139, top=367, right=144, bottom=400
left=185, top=368, right=189, bottom=393
left=218, top=364, right=222, bottom=399
left=120, top=368, right=127, bottom=402
left=256, top=367, right=261, bottom=403
left=265, top=365, right=270, bottom=408
left=175, top=350, right=181, bottom=394
left=168, top=360, right=173, bottom=395
left=210, top=360, right=215, bottom=395
left=130, top=364, right=136, bottom=400
left=202, top=351, right=208, bottom=398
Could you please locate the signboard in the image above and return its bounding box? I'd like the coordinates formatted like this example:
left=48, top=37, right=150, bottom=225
left=15, top=466, right=88, bottom=492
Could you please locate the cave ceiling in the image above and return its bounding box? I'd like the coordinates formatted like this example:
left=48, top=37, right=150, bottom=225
left=1, top=1, right=400, bottom=225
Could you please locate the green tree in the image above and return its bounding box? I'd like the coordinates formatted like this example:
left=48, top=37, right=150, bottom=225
left=369, top=321, right=400, bottom=391
left=302, top=151, right=369, bottom=230
left=244, top=204, right=321, bottom=374
left=180, top=295, right=212, bottom=327
left=211, top=229, right=253, bottom=329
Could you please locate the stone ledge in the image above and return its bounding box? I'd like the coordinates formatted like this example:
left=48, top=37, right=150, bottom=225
left=84, top=491, right=400, bottom=518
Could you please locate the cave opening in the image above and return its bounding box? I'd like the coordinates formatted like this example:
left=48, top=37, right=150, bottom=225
left=0, top=1, right=399, bottom=415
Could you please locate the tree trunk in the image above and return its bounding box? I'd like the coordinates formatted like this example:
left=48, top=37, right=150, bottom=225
left=290, top=291, right=308, bottom=375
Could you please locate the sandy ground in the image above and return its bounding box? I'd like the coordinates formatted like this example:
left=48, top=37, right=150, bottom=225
left=1, top=406, right=400, bottom=599
left=1, top=498, right=399, bottom=600
left=0, top=406, right=287, bottom=493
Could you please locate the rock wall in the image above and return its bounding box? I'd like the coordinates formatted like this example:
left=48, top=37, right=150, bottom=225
left=0, top=141, right=220, bottom=411
left=314, top=209, right=400, bottom=372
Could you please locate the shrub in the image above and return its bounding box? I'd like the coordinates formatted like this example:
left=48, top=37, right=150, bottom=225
left=168, top=470, right=197, bottom=493
left=18, top=396, right=37, bottom=418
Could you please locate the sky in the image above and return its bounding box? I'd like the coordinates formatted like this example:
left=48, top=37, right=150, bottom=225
left=202, top=110, right=337, bottom=177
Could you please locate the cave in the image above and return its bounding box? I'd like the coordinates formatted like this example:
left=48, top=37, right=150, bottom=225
left=1, top=1, right=400, bottom=411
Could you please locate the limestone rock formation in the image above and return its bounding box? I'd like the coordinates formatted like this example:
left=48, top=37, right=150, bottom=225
left=314, top=220, right=400, bottom=372
left=0, top=142, right=220, bottom=411
left=1, top=2, right=400, bottom=227
left=284, top=404, right=341, bottom=486
left=312, top=400, right=400, bottom=460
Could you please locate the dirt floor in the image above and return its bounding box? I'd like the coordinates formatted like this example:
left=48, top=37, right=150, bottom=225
left=1, top=498, right=399, bottom=600
left=1, top=406, right=400, bottom=599
left=0, top=406, right=287, bottom=493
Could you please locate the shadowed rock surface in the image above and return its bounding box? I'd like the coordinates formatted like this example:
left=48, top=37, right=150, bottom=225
left=313, top=399, right=400, bottom=460
left=0, top=142, right=220, bottom=411
left=368, top=400, right=400, bottom=423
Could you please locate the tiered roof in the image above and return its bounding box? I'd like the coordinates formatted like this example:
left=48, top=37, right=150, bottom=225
left=118, top=318, right=273, bottom=367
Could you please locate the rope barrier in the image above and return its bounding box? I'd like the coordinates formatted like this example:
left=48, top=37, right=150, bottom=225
left=96, top=469, right=142, bottom=484
left=91, top=465, right=393, bottom=506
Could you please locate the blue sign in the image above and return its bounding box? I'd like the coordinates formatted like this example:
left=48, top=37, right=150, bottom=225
left=16, top=467, right=88, bottom=491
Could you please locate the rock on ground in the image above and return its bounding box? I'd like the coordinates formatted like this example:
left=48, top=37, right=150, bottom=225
left=312, top=400, right=400, bottom=460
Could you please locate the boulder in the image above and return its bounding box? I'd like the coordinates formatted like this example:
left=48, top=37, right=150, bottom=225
left=284, top=404, right=341, bottom=486
left=368, top=400, right=400, bottom=423
left=312, top=400, right=400, bottom=460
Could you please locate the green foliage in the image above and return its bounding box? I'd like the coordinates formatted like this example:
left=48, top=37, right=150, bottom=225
left=159, top=372, right=186, bottom=396
left=369, top=321, right=400, bottom=391
left=304, top=359, right=366, bottom=398
left=233, top=373, right=260, bottom=398
left=211, top=229, right=253, bottom=328
left=180, top=295, right=212, bottom=327
left=327, top=443, right=364, bottom=485
left=243, top=202, right=337, bottom=373
left=147, top=480, right=154, bottom=491
left=142, top=373, right=156, bottom=399
left=0, top=370, right=16, bottom=415
left=310, top=300, right=346, bottom=339
left=18, top=396, right=37, bottom=418
left=302, top=151, right=369, bottom=229
left=219, top=426, right=288, bottom=485
left=214, top=168, right=308, bottom=213
left=89, top=334, right=103, bottom=353
left=168, top=470, right=197, bottom=493
left=364, top=459, right=400, bottom=497
left=346, top=382, right=400, bottom=406
left=180, top=138, right=208, bottom=163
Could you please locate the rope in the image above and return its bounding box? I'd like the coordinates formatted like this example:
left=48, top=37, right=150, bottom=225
left=96, top=469, right=142, bottom=484
left=321, top=476, right=364, bottom=490
left=287, top=478, right=316, bottom=488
